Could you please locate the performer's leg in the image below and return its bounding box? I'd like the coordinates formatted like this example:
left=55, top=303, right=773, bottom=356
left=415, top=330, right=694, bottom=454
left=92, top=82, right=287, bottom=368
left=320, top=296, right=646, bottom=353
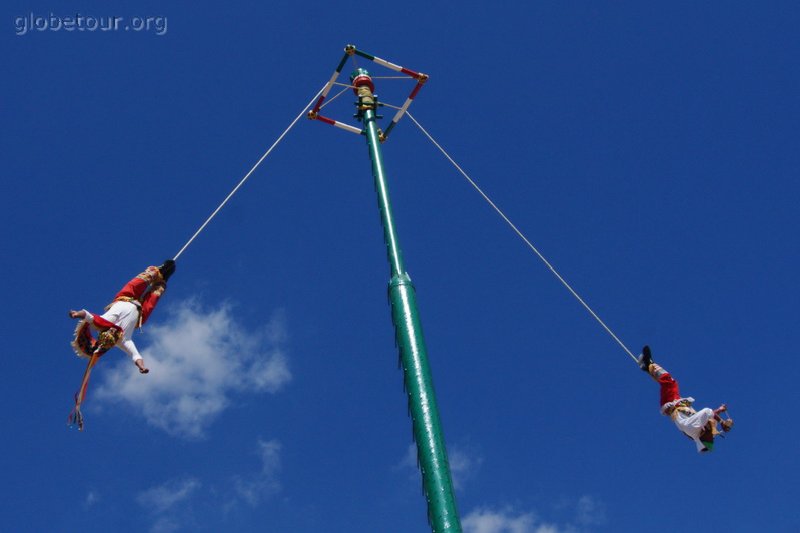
left=638, top=345, right=654, bottom=372
left=69, top=308, right=120, bottom=332
left=90, top=313, right=119, bottom=331
left=649, top=363, right=681, bottom=407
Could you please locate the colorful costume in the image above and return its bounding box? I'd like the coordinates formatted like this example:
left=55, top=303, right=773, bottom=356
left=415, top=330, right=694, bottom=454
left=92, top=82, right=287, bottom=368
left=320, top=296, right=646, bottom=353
left=71, top=266, right=167, bottom=363
left=68, top=260, right=175, bottom=431
left=639, top=346, right=732, bottom=453
left=651, top=363, right=718, bottom=452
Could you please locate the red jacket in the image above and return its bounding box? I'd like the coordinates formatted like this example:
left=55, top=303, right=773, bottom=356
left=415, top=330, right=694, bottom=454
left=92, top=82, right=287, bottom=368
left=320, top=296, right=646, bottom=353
left=113, top=268, right=165, bottom=325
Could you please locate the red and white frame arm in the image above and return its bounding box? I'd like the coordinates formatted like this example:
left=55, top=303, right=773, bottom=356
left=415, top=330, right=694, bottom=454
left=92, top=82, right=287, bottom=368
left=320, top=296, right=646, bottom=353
left=309, top=44, right=428, bottom=141
left=314, top=114, right=363, bottom=135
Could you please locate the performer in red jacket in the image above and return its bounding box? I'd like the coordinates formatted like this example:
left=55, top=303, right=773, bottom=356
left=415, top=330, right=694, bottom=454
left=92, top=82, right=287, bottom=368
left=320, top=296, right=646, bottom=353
left=70, top=260, right=175, bottom=374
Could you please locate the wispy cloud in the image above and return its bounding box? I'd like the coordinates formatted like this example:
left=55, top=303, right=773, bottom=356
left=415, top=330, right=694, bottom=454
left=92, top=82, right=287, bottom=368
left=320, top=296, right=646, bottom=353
left=135, top=438, right=283, bottom=532
left=397, top=443, right=417, bottom=471
left=84, top=490, right=100, bottom=509
left=149, top=517, right=180, bottom=533
left=233, top=438, right=283, bottom=506
left=137, top=477, right=202, bottom=533
left=397, top=442, right=483, bottom=491
left=462, top=506, right=550, bottom=533
left=463, top=496, right=606, bottom=533
left=137, top=477, right=202, bottom=514
left=94, top=300, right=291, bottom=438
left=575, top=495, right=605, bottom=527
left=448, top=444, right=483, bottom=490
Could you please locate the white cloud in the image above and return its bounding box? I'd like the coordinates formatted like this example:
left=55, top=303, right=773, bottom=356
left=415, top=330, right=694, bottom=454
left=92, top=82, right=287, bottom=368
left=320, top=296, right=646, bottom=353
left=137, top=477, right=202, bottom=514
left=94, top=300, right=291, bottom=438
left=233, top=438, right=282, bottom=506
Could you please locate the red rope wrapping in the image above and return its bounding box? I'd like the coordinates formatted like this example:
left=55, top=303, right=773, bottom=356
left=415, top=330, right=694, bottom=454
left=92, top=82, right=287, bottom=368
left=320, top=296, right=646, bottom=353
left=68, top=320, right=117, bottom=431
left=67, top=352, right=100, bottom=431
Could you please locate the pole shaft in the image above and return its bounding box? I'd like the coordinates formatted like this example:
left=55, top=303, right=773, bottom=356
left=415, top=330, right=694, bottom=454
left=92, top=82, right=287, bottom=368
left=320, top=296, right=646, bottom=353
left=362, top=105, right=462, bottom=532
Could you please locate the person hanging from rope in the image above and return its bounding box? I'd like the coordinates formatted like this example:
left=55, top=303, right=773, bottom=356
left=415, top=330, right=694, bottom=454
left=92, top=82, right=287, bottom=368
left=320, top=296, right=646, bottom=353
left=69, top=260, right=176, bottom=373
left=638, top=345, right=733, bottom=453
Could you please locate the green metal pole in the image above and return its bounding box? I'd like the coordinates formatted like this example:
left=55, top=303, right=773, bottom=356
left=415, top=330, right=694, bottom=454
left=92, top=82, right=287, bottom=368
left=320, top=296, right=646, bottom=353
left=352, top=68, right=462, bottom=532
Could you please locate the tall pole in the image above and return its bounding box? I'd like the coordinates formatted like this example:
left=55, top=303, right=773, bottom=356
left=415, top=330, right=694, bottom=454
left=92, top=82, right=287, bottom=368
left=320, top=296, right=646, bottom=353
left=352, top=68, right=462, bottom=532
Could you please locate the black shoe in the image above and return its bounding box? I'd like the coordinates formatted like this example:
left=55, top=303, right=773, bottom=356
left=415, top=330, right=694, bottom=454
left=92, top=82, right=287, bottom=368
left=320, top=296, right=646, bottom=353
left=158, top=259, right=176, bottom=281
left=638, top=345, right=653, bottom=372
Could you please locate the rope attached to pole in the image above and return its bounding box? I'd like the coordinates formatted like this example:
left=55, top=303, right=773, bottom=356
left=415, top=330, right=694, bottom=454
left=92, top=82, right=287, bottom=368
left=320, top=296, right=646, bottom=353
left=406, top=111, right=639, bottom=364
left=173, top=86, right=326, bottom=261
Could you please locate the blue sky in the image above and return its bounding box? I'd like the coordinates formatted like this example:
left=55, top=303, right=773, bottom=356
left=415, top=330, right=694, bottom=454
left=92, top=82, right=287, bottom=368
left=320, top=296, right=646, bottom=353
left=4, top=2, right=799, bottom=532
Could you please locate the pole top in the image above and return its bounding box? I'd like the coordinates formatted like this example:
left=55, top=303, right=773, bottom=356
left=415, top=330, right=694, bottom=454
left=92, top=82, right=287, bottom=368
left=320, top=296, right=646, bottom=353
left=350, top=68, right=374, bottom=94
left=310, top=46, right=427, bottom=142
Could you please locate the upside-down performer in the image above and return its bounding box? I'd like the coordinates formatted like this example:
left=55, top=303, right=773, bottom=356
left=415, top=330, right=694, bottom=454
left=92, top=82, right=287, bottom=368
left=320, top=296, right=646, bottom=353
left=638, top=345, right=733, bottom=453
left=67, top=260, right=175, bottom=430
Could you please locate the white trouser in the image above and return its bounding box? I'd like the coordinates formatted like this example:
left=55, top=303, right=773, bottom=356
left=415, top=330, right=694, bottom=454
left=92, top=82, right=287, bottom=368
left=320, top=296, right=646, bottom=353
left=84, top=301, right=143, bottom=362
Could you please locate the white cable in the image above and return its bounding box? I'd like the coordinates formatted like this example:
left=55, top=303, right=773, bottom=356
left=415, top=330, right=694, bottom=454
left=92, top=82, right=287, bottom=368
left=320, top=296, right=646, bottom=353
left=406, top=111, right=639, bottom=364
left=173, top=85, right=326, bottom=261
left=319, top=85, right=352, bottom=110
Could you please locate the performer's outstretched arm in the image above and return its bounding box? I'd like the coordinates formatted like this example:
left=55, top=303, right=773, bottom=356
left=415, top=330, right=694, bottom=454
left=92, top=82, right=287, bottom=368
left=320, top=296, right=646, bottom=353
left=118, top=338, right=149, bottom=373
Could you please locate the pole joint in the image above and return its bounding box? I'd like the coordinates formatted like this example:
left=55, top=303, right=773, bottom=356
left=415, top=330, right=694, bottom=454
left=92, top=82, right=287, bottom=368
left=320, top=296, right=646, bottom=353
left=351, top=68, right=384, bottom=120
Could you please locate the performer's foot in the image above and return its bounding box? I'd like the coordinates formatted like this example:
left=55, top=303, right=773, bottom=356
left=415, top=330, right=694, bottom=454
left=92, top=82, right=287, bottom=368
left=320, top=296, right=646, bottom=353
left=135, top=360, right=149, bottom=374
left=638, top=345, right=653, bottom=372
left=139, top=367, right=150, bottom=374
left=69, top=309, right=86, bottom=320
